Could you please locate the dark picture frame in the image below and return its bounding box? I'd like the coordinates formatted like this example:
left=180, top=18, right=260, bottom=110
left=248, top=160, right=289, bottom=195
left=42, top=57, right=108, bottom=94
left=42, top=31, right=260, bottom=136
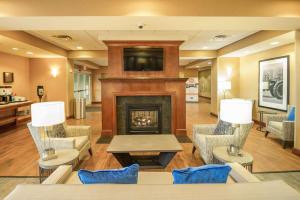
left=258, top=56, right=289, bottom=111
left=3, top=72, right=14, bottom=83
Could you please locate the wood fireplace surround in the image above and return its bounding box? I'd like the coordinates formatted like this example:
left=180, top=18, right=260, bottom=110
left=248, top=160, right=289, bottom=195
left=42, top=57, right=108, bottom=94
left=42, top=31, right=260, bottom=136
left=100, top=41, right=187, bottom=136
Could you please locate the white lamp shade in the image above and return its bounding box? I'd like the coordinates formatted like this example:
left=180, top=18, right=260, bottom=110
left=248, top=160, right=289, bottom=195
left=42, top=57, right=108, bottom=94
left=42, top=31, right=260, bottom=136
left=220, top=99, right=252, bottom=124
left=31, top=101, right=65, bottom=127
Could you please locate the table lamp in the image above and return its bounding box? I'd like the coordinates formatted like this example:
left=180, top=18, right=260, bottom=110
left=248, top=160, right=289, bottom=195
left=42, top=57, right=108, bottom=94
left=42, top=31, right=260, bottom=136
left=31, top=101, right=65, bottom=160
left=220, top=99, right=252, bottom=156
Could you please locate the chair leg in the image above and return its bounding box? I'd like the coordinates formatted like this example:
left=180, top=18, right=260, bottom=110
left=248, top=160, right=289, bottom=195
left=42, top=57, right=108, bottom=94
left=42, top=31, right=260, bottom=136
left=192, top=146, right=196, bottom=154
left=265, top=131, right=269, bottom=138
left=88, top=148, right=93, bottom=156
left=282, top=141, right=288, bottom=149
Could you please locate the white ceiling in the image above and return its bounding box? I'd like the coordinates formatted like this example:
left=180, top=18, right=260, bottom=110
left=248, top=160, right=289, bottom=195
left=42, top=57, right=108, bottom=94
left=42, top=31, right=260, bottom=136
left=223, top=31, right=295, bottom=57
left=27, top=30, right=256, bottom=51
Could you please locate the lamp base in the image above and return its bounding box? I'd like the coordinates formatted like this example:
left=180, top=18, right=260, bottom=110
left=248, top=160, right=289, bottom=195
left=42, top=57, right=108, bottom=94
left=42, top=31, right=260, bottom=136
left=227, top=145, right=240, bottom=156
left=42, top=148, right=57, bottom=161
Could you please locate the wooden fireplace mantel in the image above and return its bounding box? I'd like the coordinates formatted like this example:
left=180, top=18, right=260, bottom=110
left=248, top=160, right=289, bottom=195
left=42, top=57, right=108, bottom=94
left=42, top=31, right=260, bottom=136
left=99, top=77, right=188, bottom=81
left=101, top=40, right=187, bottom=136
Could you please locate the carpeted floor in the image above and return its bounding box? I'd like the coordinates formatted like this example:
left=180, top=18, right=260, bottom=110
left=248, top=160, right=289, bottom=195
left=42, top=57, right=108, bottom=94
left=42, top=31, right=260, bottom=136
left=0, top=177, right=39, bottom=200
left=254, top=171, right=300, bottom=193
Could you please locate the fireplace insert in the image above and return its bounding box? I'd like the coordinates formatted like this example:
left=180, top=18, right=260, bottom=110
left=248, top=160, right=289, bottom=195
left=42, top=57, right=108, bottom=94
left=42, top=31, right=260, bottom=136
left=126, top=104, right=162, bottom=134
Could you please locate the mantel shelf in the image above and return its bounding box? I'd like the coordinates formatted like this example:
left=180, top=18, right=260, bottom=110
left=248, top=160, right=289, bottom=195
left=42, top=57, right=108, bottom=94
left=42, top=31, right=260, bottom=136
left=99, top=77, right=188, bottom=81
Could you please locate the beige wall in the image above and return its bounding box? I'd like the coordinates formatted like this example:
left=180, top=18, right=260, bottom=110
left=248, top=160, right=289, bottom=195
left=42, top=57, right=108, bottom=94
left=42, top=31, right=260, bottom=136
left=210, top=59, right=218, bottom=115
left=294, top=32, right=300, bottom=150
left=0, top=52, right=30, bottom=98
left=29, top=58, right=72, bottom=116
left=239, top=43, right=295, bottom=121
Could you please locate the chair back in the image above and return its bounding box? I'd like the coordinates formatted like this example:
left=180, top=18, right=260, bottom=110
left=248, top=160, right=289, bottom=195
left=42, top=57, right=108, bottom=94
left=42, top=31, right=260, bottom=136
left=233, top=122, right=254, bottom=148
left=27, top=123, right=45, bottom=157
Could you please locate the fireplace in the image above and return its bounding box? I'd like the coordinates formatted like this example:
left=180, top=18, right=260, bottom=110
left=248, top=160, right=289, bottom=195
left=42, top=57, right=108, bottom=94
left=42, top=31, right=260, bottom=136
left=126, top=104, right=162, bottom=134
left=117, top=96, right=171, bottom=134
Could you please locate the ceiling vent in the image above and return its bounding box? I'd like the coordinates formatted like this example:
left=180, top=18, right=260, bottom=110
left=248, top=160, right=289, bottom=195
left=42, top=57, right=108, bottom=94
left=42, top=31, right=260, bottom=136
left=52, top=35, right=73, bottom=41
left=211, top=34, right=229, bottom=42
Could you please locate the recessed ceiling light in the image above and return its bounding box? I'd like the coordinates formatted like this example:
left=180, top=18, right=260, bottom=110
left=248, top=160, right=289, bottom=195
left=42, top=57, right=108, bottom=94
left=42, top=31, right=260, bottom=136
left=202, top=46, right=208, bottom=50
left=76, top=46, right=83, bottom=50
left=270, top=41, right=279, bottom=45
left=12, top=47, right=19, bottom=51
left=26, top=51, right=33, bottom=55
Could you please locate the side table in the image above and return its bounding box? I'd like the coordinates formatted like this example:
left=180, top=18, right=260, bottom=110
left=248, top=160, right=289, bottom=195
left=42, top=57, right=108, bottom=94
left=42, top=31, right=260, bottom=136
left=213, top=146, right=253, bottom=172
left=38, top=149, right=79, bottom=183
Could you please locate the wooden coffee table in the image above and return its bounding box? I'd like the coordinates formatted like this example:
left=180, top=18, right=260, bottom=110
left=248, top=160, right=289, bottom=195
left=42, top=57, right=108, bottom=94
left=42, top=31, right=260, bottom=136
left=107, top=135, right=182, bottom=169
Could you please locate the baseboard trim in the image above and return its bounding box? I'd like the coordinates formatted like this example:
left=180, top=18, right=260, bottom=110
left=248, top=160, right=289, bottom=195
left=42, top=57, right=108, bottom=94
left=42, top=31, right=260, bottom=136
left=92, top=101, right=102, bottom=104
left=292, top=148, right=300, bottom=157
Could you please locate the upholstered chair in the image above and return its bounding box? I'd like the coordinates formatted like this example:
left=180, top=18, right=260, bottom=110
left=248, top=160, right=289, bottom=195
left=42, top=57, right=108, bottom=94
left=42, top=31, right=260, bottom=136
left=27, top=123, right=92, bottom=161
left=264, top=106, right=295, bottom=149
left=192, top=122, right=253, bottom=164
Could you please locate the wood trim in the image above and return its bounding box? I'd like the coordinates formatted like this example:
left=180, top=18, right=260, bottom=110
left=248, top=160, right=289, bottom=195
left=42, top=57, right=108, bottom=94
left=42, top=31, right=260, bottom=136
left=100, top=77, right=188, bottom=81
left=199, top=95, right=211, bottom=100
left=210, top=112, right=218, bottom=118
left=103, top=40, right=184, bottom=47
left=292, top=148, right=300, bottom=157
left=91, top=101, right=101, bottom=104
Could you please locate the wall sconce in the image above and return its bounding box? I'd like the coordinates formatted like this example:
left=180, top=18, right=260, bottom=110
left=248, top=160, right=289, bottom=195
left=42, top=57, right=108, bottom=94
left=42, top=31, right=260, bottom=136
left=227, top=67, right=232, bottom=77
left=51, top=68, right=59, bottom=78
left=219, top=80, right=231, bottom=99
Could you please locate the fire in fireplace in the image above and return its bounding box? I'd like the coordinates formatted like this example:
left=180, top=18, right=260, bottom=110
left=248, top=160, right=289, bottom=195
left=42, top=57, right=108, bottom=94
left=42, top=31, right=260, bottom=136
left=126, top=104, right=162, bottom=134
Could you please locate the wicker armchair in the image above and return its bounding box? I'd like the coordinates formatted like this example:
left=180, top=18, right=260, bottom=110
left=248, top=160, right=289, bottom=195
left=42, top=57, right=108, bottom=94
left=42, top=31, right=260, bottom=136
left=265, top=106, right=295, bottom=149
left=192, top=123, right=253, bottom=164
left=27, top=123, right=92, bottom=161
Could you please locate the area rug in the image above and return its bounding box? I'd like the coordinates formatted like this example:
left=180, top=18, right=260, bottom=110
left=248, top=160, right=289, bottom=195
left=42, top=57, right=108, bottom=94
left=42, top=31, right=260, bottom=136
left=96, top=134, right=192, bottom=144
left=0, top=177, right=40, bottom=199
left=254, top=171, right=300, bottom=193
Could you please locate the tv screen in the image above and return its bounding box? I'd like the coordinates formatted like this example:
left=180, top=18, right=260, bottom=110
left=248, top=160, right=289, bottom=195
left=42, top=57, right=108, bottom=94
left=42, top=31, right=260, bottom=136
left=123, top=47, right=164, bottom=71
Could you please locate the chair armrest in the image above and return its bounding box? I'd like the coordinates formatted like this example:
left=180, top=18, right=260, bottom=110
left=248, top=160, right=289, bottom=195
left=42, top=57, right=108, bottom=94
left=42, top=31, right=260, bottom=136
left=65, top=125, right=92, bottom=140
left=227, top=163, right=259, bottom=183
left=43, top=138, right=75, bottom=149
left=282, top=121, right=295, bottom=141
left=265, top=114, right=287, bottom=125
left=193, top=124, right=217, bottom=135
left=42, top=165, right=73, bottom=184
left=198, top=134, right=235, bottom=164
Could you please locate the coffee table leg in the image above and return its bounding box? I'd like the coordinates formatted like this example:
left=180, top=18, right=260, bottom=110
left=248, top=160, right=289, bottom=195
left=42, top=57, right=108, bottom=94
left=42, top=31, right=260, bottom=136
left=113, top=153, right=134, bottom=167
left=158, top=152, right=176, bottom=168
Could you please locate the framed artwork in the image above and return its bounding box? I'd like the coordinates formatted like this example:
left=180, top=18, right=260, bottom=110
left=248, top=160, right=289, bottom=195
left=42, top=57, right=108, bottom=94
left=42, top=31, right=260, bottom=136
left=258, top=56, right=289, bottom=111
left=3, top=72, right=14, bottom=83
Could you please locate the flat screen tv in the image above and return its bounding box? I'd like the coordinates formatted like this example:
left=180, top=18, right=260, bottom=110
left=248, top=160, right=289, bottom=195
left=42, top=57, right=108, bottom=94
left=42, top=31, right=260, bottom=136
left=123, top=47, right=164, bottom=71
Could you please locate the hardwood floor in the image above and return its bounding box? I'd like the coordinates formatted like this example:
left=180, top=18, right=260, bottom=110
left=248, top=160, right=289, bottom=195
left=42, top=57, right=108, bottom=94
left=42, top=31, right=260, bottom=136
left=0, top=102, right=299, bottom=176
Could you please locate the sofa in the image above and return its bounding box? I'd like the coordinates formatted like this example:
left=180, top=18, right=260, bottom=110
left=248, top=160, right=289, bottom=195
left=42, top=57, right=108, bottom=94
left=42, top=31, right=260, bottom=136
left=4, top=163, right=300, bottom=200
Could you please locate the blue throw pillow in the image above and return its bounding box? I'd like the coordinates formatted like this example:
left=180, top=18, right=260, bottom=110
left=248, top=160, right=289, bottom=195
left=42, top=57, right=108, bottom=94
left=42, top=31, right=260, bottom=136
left=287, top=107, right=295, bottom=121
left=172, top=164, right=231, bottom=184
left=78, top=164, right=139, bottom=184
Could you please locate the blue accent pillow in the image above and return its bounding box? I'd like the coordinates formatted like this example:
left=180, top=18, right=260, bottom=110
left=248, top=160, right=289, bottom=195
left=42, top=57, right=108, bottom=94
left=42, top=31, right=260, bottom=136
left=172, top=164, right=231, bottom=184
left=287, top=107, right=295, bottom=121
left=78, top=164, right=139, bottom=184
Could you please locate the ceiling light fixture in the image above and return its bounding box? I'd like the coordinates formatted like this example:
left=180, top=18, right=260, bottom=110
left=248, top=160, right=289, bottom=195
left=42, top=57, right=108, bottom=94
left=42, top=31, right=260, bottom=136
left=26, top=51, right=33, bottom=55
left=211, top=34, right=229, bottom=42
left=12, top=47, right=19, bottom=51
left=270, top=41, right=279, bottom=45
left=76, top=46, right=83, bottom=50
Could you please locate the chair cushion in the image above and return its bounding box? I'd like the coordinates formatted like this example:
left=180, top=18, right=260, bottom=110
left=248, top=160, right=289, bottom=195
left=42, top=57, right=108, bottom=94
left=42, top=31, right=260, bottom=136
left=269, top=121, right=283, bottom=131
left=47, top=123, right=66, bottom=137
left=78, top=164, right=139, bottom=184
left=70, top=136, right=88, bottom=150
left=214, top=120, right=235, bottom=135
left=287, top=107, right=295, bottom=121
left=172, top=164, right=232, bottom=184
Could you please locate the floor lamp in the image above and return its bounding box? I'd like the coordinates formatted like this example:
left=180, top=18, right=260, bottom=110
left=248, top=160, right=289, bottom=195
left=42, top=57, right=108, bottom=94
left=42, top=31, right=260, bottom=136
left=220, top=99, right=252, bottom=156
left=31, top=101, right=65, bottom=161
